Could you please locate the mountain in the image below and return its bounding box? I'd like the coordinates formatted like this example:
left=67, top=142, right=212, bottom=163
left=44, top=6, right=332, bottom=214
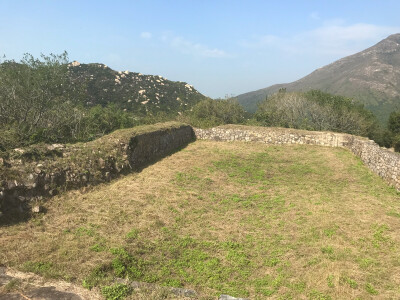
left=237, top=33, right=400, bottom=123
left=68, top=62, right=207, bottom=115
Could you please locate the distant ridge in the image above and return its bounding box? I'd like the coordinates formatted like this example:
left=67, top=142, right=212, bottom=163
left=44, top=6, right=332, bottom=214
left=237, top=33, right=400, bottom=123
left=68, top=62, right=207, bottom=115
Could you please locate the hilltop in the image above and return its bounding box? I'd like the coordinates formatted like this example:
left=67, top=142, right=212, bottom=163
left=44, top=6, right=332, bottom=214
left=68, top=62, right=208, bottom=115
left=1, top=136, right=399, bottom=299
left=237, top=33, right=400, bottom=123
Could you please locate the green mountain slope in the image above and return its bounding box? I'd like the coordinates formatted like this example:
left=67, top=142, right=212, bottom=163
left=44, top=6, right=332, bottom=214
left=68, top=62, right=208, bottom=115
left=237, top=33, right=400, bottom=123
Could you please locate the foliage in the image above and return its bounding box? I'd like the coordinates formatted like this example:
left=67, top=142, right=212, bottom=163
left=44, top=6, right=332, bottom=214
left=0, top=52, right=84, bottom=146
left=254, top=90, right=379, bottom=138
left=0, top=53, right=143, bottom=149
left=388, top=111, right=400, bottom=134
left=78, top=104, right=135, bottom=141
left=391, top=134, right=400, bottom=152
left=181, top=98, right=246, bottom=128
left=69, top=63, right=207, bottom=115
left=101, top=284, right=132, bottom=300
left=386, top=110, right=400, bottom=151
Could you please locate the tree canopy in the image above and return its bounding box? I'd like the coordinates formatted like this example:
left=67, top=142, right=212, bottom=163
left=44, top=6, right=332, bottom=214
left=254, top=90, right=379, bottom=138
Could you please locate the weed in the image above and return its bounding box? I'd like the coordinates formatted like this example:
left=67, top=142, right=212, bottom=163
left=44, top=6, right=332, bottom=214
left=3, top=279, right=22, bottom=292
left=340, top=276, right=358, bottom=289
left=365, top=283, right=378, bottom=295
left=386, top=210, right=400, bottom=218
left=265, top=256, right=280, bottom=267
left=110, top=247, right=144, bottom=279
left=254, top=275, right=277, bottom=296
left=309, top=289, right=332, bottom=300
left=75, top=225, right=96, bottom=237
left=327, top=275, right=334, bottom=288
left=321, top=246, right=334, bottom=255
left=22, top=261, right=58, bottom=278
left=372, top=224, right=390, bottom=248
left=125, top=228, right=139, bottom=240
left=101, top=283, right=131, bottom=300
left=90, top=243, right=106, bottom=252
left=323, top=226, right=338, bottom=237
left=82, top=265, right=111, bottom=290
left=358, top=257, right=377, bottom=269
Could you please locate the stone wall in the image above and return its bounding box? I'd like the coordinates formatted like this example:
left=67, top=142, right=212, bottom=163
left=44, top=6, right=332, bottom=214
left=0, top=122, right=195, bottom=220
left=194, top=125, right=400, bottom=191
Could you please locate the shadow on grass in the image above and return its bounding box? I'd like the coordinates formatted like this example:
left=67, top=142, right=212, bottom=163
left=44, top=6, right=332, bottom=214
left=0, top=137, right=195, bottom=227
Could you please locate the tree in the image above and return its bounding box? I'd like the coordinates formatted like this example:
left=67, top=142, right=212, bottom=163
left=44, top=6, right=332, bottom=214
left=387, top=110, right=400, bottom=151
left=254, top=90, right=378, bottom=138
left=0, top=52, right=85, bottom=147
left=388, top=111, right=400, bottom=134
left=182, top=98, right=246, bottom=128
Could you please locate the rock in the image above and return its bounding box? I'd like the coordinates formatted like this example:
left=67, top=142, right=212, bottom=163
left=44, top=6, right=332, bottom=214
left=32, top=205, right=43, bottom=213
left=35, top=164, right=44, bottom=174
left=25, top=173, right=38, bottom=188
left=98, top=158, right=105, bottom=168
left=49, top=189, right=58, bottom=196
left=170, top=287, right=197, bottom=298
left=13, top=148, right=25, bottom=154
left=105, top=172, right=111, bottom=181
left=7, top=180, right=18, bottom=189
left=26, top=286, right=82, bottom=300
left=47, top=144, right=64, bottom=151
left=219, top=295, right=249, bottom=300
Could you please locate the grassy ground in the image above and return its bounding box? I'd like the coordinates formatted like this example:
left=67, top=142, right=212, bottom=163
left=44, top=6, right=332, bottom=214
left=1, top=140, right=400, bottom=299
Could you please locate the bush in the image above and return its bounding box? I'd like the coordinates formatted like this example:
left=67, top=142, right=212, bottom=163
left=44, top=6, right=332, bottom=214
left=388, top=111, right=400, bottom=134
left=181, top=98, right=246, bottom=128
left=392, top=135, right=400, bottom=152
left=0, top=52, right=142, bottom=149
left=254, top=90, right=379, bottom=138
left=101, top=284, right=131, bottom=300
left=0, top=52, right=86, bottom=147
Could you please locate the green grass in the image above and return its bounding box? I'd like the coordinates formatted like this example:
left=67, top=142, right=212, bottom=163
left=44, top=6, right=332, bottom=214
left=1, top=141, right=400, bottom=299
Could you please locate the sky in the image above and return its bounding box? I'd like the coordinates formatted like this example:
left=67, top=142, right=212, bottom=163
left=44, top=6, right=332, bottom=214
left=1, top=0, right=400, bottom=98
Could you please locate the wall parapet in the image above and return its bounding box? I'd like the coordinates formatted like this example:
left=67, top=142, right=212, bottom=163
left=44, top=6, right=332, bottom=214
left=194, top=125, right=400, bottom=191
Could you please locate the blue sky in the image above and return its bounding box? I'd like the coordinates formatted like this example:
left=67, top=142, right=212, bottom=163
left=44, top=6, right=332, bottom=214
left=1, top=1, right=400, bottom=98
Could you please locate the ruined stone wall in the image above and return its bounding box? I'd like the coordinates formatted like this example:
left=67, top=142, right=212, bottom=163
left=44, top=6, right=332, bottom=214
left=194, top=125, right=400, bottom=191
left=0, top=122, right=195, bottom=219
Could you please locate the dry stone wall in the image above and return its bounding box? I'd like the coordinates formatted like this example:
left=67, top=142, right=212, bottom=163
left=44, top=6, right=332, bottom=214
left=0, top=122, right=195, bottom=220
left=194, top=125, right=400, bottom=191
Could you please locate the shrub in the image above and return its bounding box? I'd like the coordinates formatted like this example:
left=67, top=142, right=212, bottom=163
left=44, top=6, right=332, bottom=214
left=255, top=90, right=379, bottom=138
left=181, top=98, right=246, bottom=128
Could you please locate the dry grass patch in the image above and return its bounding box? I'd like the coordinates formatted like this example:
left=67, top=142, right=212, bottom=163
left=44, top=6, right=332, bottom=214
left=1, top=140, right=400, bottom=299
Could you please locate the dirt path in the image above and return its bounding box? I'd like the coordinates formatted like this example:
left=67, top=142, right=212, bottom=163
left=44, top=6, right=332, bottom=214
left=0, top=266, right=100, bottom=300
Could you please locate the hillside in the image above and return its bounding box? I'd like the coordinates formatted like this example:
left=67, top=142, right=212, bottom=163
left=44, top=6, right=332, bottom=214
left=68, top=61, right=208, bottom=115
left=1, top=139, right=399, bottom=299
left=237, top=33, right=400, bottom=123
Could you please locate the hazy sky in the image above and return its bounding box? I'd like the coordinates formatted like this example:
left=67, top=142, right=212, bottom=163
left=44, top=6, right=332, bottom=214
left=1, top=0, right=400, bottom=98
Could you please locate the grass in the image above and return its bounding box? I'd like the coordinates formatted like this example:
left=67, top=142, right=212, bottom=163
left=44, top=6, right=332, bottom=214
left=1, top=140, right=400, bottom=299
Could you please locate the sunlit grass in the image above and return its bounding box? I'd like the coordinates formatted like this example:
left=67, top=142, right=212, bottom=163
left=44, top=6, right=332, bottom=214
left=1, top=141, right=399, bottom=299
